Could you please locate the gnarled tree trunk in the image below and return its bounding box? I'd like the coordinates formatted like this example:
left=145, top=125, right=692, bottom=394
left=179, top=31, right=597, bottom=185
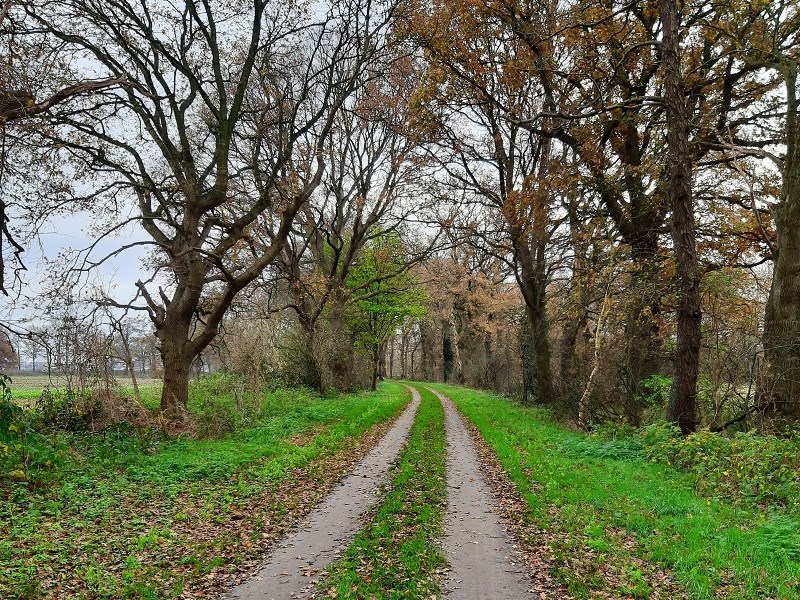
left=624, top=249, right=664, bottom=424
left=158, top=316, right=194, bottom=424
left=514, top=234, right=555, bottom=406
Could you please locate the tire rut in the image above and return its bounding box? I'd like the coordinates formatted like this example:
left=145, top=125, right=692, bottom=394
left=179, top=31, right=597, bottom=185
left=225, top=386, right=421, bottom=600
left=427, top=386, right=536, bottom=599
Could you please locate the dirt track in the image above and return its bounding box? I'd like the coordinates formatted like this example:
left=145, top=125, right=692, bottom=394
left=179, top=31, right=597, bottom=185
left=429, top=386, right=535, bottom=599
left=226, top=384, right=537, bottom=599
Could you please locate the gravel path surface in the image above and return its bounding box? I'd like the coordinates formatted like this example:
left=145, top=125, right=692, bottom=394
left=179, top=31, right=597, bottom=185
left=429, top=386, right=536, bottom=600
left=225, top=386, right=421, bottom=600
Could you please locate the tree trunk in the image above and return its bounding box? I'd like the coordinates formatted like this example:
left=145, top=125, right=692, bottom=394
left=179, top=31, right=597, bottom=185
left=514, top=240, right=555, bottom=406
left=761, top=62, right=800, bottom=422
left=420, top=321, right=443, bottom=382
left=158, top=329, right=192, bottom=424
left=660, top=0, right=699, bottom=435
left=124, top=353, right=141, bottom=404
left=378, top=340, right=388, bottom=380
left=623, top=255, right=663, bottom=424
left=117, top=326, right=141, bottom=403
left=388, top=336, right=395, bottom=379
left=400, top=330, right=408, bottom=378
left=327, top=294, right=356, bottom=392
left=445, top=316, right=464, bottom=384
left=370, top=345, right=380, bottom=391
left=578, top=288, right=611, bottom=428
left=522, top=303, right=555, bottom=405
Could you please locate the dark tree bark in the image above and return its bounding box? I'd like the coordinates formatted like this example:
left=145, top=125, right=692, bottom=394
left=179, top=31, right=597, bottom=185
left=761, top=62, right=800, bottom=420
left=420, top=321, right=443, bottom=382
left=558, top=195, right=593, bottom=412
left=515, top=240, right=555, bottom=405
left=388, top=336, right=395, bottom=379
left=660, top=0, right=700, bottom=435
left=369, top=340, right=387, bottom=391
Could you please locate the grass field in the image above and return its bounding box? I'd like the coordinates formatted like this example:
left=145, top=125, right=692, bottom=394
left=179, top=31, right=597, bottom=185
left=5, top=374, right=162, bottom=406
left=433, top=384, right=800, bottom=599
left=1, top=381, right=410, bottom=599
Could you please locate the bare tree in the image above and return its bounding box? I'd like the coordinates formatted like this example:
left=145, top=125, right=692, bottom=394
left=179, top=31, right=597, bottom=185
left=15, top=0, right=397, bottom=425
left=277, top=54, right=437, bottom=390
left=20, top=325, right=46, bottom=371
left=106, top=311, right=141, bottom=403
left=1, top=0, right=128, bottom=294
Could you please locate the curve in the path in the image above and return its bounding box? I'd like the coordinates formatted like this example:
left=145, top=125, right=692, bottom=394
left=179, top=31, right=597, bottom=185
left=225, top=386, right=421, bottom=600
left=428, top=386, right=535, bottom=600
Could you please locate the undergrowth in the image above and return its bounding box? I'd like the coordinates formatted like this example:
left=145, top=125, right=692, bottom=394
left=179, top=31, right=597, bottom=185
left=586, top=420, right=800, bottom=514
left=0, top=381, right=408, bottom=599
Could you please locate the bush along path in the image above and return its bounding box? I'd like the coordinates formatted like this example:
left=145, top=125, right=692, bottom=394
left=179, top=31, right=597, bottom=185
left=319, top=385, right=447, bottom=599
left=227, top=385, right=422, bottom=600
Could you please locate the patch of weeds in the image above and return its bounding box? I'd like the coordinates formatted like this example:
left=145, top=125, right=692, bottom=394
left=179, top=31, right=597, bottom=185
left=642, top=423, right=800, bottom=513
left=321, top=386, right=446, bottom=599
left=559, top=435, right=643, bottom=461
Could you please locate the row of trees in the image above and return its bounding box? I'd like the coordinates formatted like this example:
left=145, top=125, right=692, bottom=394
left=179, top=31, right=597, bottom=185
left=396, top=0, right=798, bottom=432
left=2, top=0, right=431, bottom=425
left=3, top=318, right=159, bottom=376
left=1, top=0, right=799, bottom=433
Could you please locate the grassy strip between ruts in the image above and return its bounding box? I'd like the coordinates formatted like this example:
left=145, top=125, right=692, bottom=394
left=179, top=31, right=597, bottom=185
left=320, top=385, right=446, bottom=599
left=0, top=382, right=409, bottom=600
left=430, top=384, right=800, bottom=600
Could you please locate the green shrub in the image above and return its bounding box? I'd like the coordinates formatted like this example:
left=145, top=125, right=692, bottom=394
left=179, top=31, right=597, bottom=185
left=593, top=420, right=640, bottom=441
left=189, top=373, right=257, bottom=437
left=187, top=374, right=322, bottom=438
left=560, top=436, right=643, bottom=461
left=1, top=375, right=61, bottom=485
left=557, top=421, right=644, bottom=461
left=642, top=423, right=800, bottom=512
left=585, top=419, right=800, bottom=513
left=33, top=387, right=99, bottom=431
left=638, top=374, right=672, bottom=409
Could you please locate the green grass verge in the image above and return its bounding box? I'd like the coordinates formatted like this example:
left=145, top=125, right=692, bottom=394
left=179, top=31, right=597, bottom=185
left=0, top=382, right=409, bottom=599
left=431, top=384, right=800, bottom=599
left=321, top=386, right=446, bottom=599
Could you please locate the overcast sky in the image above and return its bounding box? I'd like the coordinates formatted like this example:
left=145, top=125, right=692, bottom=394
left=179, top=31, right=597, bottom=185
left=1, top=210, right=151, bottom=326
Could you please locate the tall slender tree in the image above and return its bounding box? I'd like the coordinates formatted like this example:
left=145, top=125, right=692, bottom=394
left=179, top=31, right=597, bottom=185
left=660, top=0, right=700, bottom=434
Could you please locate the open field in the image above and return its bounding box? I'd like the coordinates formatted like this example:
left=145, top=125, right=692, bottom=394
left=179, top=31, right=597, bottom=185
left=4, top=374, right=163, bottom=406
